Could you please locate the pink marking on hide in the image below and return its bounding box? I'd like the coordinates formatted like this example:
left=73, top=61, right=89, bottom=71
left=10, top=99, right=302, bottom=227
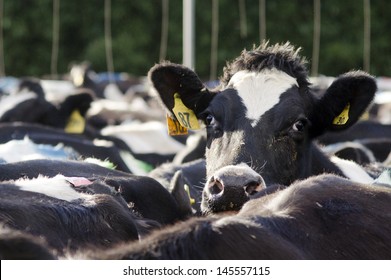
left=64, top=176, right=93, bottom=187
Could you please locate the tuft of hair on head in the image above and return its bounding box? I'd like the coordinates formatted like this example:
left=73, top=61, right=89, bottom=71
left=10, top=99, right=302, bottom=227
left=220, top=41, right=310, bottom=90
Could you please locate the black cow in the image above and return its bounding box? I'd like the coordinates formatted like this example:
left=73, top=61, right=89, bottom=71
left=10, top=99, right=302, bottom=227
left=0, top=225, right=57, bottom=260
left=149, top=41, right=378, bottom=214
left=80, top=174, right=391, bottom=260
left=149, top=158, right=206, bottom=215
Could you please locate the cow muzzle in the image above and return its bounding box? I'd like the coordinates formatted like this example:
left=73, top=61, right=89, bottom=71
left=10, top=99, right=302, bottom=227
left=201, top=163, right=265, bottom=214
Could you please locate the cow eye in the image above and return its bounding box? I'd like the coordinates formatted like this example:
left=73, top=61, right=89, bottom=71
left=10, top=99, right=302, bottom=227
left=205, top=114, right=216, bottom=126
left=292, top=119, right=306, bottom=132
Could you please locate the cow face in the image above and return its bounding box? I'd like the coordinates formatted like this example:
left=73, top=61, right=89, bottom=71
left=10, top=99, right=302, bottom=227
left=149, top=42, right=376, bottom=214
left=199, top=68, right=312, bottom=184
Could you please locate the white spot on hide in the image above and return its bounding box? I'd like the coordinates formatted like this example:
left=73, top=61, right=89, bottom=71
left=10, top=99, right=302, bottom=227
left=14, top=175, right=92, bottom=202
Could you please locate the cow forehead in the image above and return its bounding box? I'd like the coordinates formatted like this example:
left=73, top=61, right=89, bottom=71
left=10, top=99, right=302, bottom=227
left=227, top=68, right=298, bottom=127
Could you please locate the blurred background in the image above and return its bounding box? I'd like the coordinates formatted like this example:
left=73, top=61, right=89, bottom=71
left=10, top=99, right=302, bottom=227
left=0, top=0, right=389, bottom=80
left=0, top=0, right=388, bottom=174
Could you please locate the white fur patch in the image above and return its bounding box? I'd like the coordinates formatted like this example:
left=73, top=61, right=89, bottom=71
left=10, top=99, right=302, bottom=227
left=227, top=68, right=298, bottom=127
left=374, top=169, right=391, bottom=186
left=331, top=156, right=374, bottom=184
left=101, top=121, right=185, bottom=154
left=14, top=175, right=91, bottom=202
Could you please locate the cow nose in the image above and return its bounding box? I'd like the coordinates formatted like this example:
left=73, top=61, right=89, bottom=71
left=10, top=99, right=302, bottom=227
left=205, top=165, right=265, bottom=197
left=202, top=164, right=266, bottom=214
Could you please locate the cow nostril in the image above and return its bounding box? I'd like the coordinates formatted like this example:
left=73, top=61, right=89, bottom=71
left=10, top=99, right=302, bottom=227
left=208, top=178, right=224, bottom=195
left=211, top=184, right=222, bottom=195
left=245, top=180, right=263, bottom=196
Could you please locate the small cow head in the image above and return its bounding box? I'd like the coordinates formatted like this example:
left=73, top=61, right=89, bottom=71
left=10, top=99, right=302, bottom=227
left=149, top=42, right=377, bottom=214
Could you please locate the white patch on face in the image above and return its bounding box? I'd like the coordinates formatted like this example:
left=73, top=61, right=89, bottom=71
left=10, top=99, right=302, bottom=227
left=14, top=175, right=92, bottom=202
left=227, top=68, right=298, bottom=127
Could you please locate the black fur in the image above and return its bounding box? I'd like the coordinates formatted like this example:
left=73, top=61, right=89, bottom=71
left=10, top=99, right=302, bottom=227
left=82, top=174, right=391, bottom=260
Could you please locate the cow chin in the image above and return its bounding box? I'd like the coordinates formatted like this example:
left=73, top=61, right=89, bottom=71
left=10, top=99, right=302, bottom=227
left=201, top=187, right=249, bottom=215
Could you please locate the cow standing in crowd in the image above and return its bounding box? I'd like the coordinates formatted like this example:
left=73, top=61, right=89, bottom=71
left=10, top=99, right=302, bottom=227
left=149, top=41, right=381, bottom=214
left=1, top=42, right=390, bottom=260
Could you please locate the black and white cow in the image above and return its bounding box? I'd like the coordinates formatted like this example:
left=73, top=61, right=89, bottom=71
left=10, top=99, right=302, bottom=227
left=4, top=173, right=390, bottom=260
left=0, top=175, right=144, bottom=256
left=0, top=78, right=94, bottom=129
left=81, top=173, right=391, bottom=260
left=0, top=155, right=201, bottom=257
left=149, top=42, right=378, bottom=214
left=0, top=159, right=189, bottom=225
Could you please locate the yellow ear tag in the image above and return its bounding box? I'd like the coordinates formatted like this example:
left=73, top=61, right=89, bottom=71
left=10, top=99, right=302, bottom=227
left=333, top=103, right=350, bottom=125
left=65, top=109, right=86, bottom=133
left=172, top=93, right=200, bottom=130
left=166, top=114, right=188, bottom=136
left=184, top=184, right=196, bottom=205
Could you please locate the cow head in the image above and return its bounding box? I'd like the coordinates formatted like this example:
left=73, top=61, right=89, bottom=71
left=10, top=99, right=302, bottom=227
left=149, top=42, right=377, bottom=214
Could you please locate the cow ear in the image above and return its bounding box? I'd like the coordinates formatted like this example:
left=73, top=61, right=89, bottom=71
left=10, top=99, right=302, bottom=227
left=148, top=62, right=215, bottom=117
left=309, top=71, right=377, bottom=137
left=170, top=170, right=194, bottom=217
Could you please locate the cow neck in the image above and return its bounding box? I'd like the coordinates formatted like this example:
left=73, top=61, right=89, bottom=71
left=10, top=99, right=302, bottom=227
left=305, top=143, right=346, bottom=178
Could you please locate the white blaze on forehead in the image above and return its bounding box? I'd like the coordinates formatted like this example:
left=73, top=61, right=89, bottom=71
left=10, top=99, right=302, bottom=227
left=227, top=68, right=298, bottom=127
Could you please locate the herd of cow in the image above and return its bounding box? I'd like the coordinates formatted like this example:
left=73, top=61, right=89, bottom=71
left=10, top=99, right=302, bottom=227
left=0, top=42, right=390, bottom=260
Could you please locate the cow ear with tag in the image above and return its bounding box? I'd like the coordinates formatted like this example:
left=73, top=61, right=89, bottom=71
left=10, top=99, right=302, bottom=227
left=309, top=70, right=376, bottom=137
left=148, top=62, right=216, bottom=133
